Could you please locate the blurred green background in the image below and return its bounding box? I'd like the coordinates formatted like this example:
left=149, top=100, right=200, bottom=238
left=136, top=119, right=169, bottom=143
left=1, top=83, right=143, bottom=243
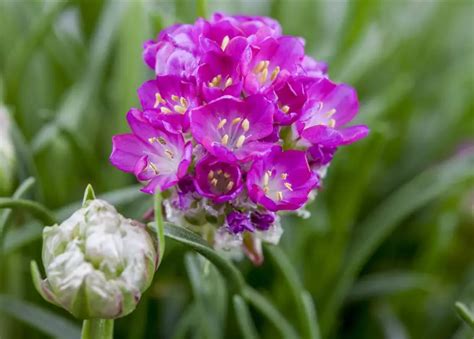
left=0, top=0, right=473, bottom=338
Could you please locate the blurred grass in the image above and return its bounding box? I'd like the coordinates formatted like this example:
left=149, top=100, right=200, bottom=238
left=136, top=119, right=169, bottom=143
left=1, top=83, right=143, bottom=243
left=0, top=0, right=473, bottom=338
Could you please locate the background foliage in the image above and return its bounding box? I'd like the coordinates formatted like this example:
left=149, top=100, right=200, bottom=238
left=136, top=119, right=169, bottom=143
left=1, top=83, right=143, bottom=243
left=0, top=0, right=473, bottom=338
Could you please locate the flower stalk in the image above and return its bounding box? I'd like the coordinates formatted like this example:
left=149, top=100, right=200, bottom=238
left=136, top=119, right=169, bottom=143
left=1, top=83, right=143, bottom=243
left=81, top=319, right=114, bottom=339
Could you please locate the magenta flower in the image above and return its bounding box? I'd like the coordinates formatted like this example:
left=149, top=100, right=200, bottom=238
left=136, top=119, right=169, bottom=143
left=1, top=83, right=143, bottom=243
left=110, top=109, right=192, bottom=194
left=244, top=36, right=304, bottom=94
left=190, top=95, right=274, bottom=162
left=113, top=12, right=369, bottom=261
left=137, top=75, right=198, bottom=131
left=194, top=155, right=243, bottom=203
left=226, top=211, right=254, bottom=234
left=269, top=76, right=307, bottom=125
left=143, top=23, right=201, bottom=77
left=296, top=77, right=369, bottom=148
left=247, top=147, right=318, bottom=211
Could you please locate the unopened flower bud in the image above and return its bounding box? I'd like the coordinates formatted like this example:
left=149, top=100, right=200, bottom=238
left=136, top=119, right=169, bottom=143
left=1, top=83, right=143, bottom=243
left=0, top=106, right=16, bottom=195
left=33, top=198, right=158, bottom=319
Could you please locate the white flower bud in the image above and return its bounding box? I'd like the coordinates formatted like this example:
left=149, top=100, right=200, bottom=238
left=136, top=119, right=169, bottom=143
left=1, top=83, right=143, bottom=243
left=0, top=106, right=16, bottom=195
left=36, top=199, right=158, bottom=319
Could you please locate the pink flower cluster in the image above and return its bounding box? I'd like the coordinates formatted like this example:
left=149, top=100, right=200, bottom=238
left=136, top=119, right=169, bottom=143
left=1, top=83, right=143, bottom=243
left=110, top=13, right=368, bottom=258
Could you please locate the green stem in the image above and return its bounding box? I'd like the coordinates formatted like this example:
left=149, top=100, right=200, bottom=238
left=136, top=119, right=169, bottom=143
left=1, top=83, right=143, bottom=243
left=81, top=319, right=114, bottom=339
left=154, top=193, right=165, bottom=265
left=0, top=198, right=56, bottom=225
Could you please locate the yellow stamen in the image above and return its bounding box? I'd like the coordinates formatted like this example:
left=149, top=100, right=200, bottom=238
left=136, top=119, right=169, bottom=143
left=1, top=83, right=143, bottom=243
left=158, top=137, right=166, bottom=145
left=226, top=181, right=234, bottom=191
left=270, top=66, right=280, bottom=81
left=281, top=105, right=290, bottom=114
left=217, top=119, right=227, bottom=129
left=224, top=172, right=230, bottom=178
left=211, top=178, right=218, bottom=186
left=217, top=170, right=223, bottom=175
left=149, top=162, right=159, bottom=174
left=284, top=182, right=293, bottom=191
left=328, top=119, right=336, bottom=128
left=325, top=108, right=337, bottom=118
left=154, top=93, right=165, bottom=108
left=224, top=77, right=233, bottom=88
left=161, top=107, right=172, bottom=114
left=174, top=105, right=186, bottom=114
left=208, top=170, right=214, bottom=180
left=221, top=35, right=230, bottom=51
left=236, top=135, right=246, bottom=148
left=180, top=97, right=188, bottom=107
left=165, top=150, right=174, bottom=159
left=263, top=172, right=270, bottom=186
left=260, top=67, right=268, bottom=83
left=232, top=117, right=242, bottom=125
left=254, top=60, right=266, bottom=73
left=241, top=118, right=250, bottom=132
left=221, top=134, right=229, bottom=145
left=209, top=75, right=222, bottom=87
left=280, top=173, right=288, bottom=180
left=171, top=95, right=179, bottom=102
left=277, top=191, right=283, bottom=201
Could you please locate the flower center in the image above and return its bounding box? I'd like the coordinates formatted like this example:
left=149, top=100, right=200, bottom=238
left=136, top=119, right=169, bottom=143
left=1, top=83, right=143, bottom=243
left=217, top=116, right=250, bottom=149
left=262, top=170, right=293, bottom=201
left=208, top=74, right=233, bottom=89
left=307, top=102, right=337, bottom=128
left=153, top=92, right=188, bottom=114
left=208, top=169, right=235, bottom=194
left=253, top=60, right=280, bottom=85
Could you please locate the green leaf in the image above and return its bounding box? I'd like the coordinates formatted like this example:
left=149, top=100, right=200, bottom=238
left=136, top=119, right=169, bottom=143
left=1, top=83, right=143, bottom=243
left=322, top=154, right=474, bottom=334
left=455, top=302, right=474, bottom=329
left=233, top=295, right=259, bottom=339
left=0, top=294, right=81, bottom=339
left=348, top=271, right=433, bottom=302
left=0, top=177, right=36, bottom=246
left=0, top=198, right=56, bottom=226
left=242, top=286, right=299, bottom=339
left=265, top=245, right=319, bottom=339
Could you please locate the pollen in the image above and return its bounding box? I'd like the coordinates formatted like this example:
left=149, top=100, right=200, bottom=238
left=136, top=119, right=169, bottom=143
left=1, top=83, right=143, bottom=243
left=221, top=134, right=229, bottom=145
left=171, top=95, right=179, bottom=102
left=325, top=108, right=337, bottom=117
left=165, top=150, right=174, bottom=159
left=158, top=137, right=166, bottom=145
left=211, top=178, right=218, bottom=186
left=224, top=77, right=233, bottom=88
left=280, top=173, right=288, bottom=180
left=149, top=162, right=159, bottom=174
left=241, top=118, right=250, bottom=132
left=154, top=92, right=166, bottom=108
left=226, top=181, right=234, bottom=191
left=328, top=119, right=336, bottom=128
left=260, top=67, right=268, bottom=83
left=180, top=97, right=188, bottom=107
left=232, top=117, right=242, bottom=125
left=280, top=105, right=290, bottom=114
left=277, top=191, right=284, bottom=201
left=263, top=172, right=270, bottom=186
left=224, top=172, right=230, bottom=178
left=236, top=135, right=246, bottom=148
left=217, top=119, right=227, bottom=129
left=161, top=107, right=172, bottom=114
left=208, top=170, right=214, bottom=180
left=221, top=35, right=230, bottom=51
left=270, top=66, right=280, bottom=81
left=284, top=182, right=293, bottom=191
left=209, top=74, right=222, bottom=87
left=174, top=105, right=186, bottom=114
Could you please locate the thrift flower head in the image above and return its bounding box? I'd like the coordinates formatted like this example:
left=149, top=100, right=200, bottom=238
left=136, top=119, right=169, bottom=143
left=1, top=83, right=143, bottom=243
left=110, top=12, right=368, bottom=262
left=36, top=198, right=158, bottom=319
